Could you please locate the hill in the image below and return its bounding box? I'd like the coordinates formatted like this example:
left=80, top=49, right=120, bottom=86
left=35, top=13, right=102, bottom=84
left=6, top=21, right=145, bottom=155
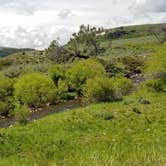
left=0, top=47, right=34, bottom=58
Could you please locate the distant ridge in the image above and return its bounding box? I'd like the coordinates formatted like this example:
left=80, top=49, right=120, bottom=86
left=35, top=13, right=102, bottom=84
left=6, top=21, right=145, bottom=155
left=0, top=47, right=35, bottom=58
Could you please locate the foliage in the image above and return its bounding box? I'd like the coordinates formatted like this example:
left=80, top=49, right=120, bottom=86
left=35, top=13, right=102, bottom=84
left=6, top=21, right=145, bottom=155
left=14, top=72, right=57, bottom=107
left=45, top=40, right=71, bottom=63
left=0, top=58, right=13, bottom=70
left=99, top=58, right=125, bottom=77
left=152, top=24, right=166, bottom=44
left=14, top=100, right=29, bottom=124
left=83, top=76, right=132, bottom=103
left=146, top=44, right=166, bottom=77
left=68, top=25, right=104, bottom=58
left=66, top=59, right=106, bottom=93
left=0, top=102, right=9, bottom=114
left=48, top=65, right=65, bottom=85
left=0, top=74, right=13, bottom=98
left=83, top=77, right=119, bottom=102
left=146, top=79, right=165, bottom=92
left=113, top=77, right=133, bottom=95
left=0, top=74, right=13, bottom=115
left=57, top=79, right=69, bottom=100
left=121, top=55, right=145, bottom=77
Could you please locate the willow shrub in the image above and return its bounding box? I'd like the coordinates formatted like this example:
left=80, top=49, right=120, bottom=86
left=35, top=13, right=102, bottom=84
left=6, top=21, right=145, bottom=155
left=83, top=77, right=118, bottom=102
left=0, top=74, right=13, bottom=98
left=83, top=76, right=132, bottom=103
left=0, top=74, right=13, bottom=114
left=48, top=64, right=66, bottom=85
left=113, top=77, right=133, bottom=95
left=14, top=102, right=29, bottom=124
left=66, top=59, right=106, bottom=93
left=14, top=72, right=57, bottom=107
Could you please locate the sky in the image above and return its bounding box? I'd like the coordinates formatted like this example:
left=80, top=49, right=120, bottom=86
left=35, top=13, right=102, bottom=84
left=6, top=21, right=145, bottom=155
left=0, top=0, right=166, bottom=49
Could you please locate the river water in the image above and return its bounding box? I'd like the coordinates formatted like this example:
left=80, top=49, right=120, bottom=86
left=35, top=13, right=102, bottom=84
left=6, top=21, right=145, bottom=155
left=0, top=99, right=83, bottom=128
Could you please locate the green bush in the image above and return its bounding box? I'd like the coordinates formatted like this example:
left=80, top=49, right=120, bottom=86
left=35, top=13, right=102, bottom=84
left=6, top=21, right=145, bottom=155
left=0, top=74, right=13, bottom=115
left=2, top=65, right=23, bottom=78
left=121, top=55, right=144, bottom=76
left=83, top=77, right=119, bottom=102
left=57, top=79, right=69, bottom=100
left=48, top=65, right=65, bottom=85
left=0, top=74, right=13, bottom=98
left=0, top=102, right=9, bottom=115
left=14, top=101, right=29, bottom=124
left=114, top=77, right=133, bottom=95
left=66, top=59, right=106, bottom=93
left=23, top=63, right=51, bottom=74
left=14, top=72, right=57, bottom=107
left=146, top=79, right=165, bottom=92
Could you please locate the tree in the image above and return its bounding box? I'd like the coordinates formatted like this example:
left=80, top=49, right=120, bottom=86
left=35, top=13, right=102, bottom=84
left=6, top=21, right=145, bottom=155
left=68, top=25, right=102, bottom=58
left=45, top=40, right=71, bottom=63
left=48, top=64, right=65, bottom=85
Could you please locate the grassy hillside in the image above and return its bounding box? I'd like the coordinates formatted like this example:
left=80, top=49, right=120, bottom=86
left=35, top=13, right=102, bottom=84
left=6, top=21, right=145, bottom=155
left=0, top=47, right=34, bottom=58
left=0, top=23, right=166, bottom=166
left=0, top=50, right=52, bottom=77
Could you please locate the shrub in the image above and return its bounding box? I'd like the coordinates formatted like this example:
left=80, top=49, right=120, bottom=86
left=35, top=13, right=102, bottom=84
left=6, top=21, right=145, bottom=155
left=48, top=65, right=65, bottom=85
left=0, top=74, right=13, bottom=115
left=99, top=58, right=125, bottom=77
left=83, top=77, right=119, bottom=102
left=121, top=55, right=144, bottom=76
left=0, top=102, right=9, bottom=115
left=23, top=63, right=51, bottom=74
left=114, top=77, right=133, bottom=95
left=14, top=101, right=29, bottom=124
left=14, top=72, right=57, bottom=107
left=2, top=65, right=23, bottom=78
left=0, top=74, right=13, bottom=98
left=57, top=79, right=69, bottom=100
left=66, top=59, right=106, bottom=93
left=146, top=79, right=165, bottom=92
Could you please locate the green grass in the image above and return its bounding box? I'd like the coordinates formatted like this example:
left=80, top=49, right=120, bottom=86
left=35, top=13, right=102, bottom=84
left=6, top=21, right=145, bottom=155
left=99, top=35, right=158, bottom=60
left=0, top=88, right=166, bottom=166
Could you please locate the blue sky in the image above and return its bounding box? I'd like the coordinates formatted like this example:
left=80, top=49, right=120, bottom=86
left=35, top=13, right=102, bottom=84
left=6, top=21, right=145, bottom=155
left=0, top=0, right=165, bottom=49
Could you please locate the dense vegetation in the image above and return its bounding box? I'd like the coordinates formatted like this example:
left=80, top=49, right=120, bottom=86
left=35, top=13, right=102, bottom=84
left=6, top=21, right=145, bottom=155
left=0, top=23, right=166, bottom=165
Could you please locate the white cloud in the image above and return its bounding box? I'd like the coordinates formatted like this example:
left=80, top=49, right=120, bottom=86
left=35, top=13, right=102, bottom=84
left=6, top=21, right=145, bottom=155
left=0, top=0, right=165, bottom=49
left=58, top=9, right=73, bottom=19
